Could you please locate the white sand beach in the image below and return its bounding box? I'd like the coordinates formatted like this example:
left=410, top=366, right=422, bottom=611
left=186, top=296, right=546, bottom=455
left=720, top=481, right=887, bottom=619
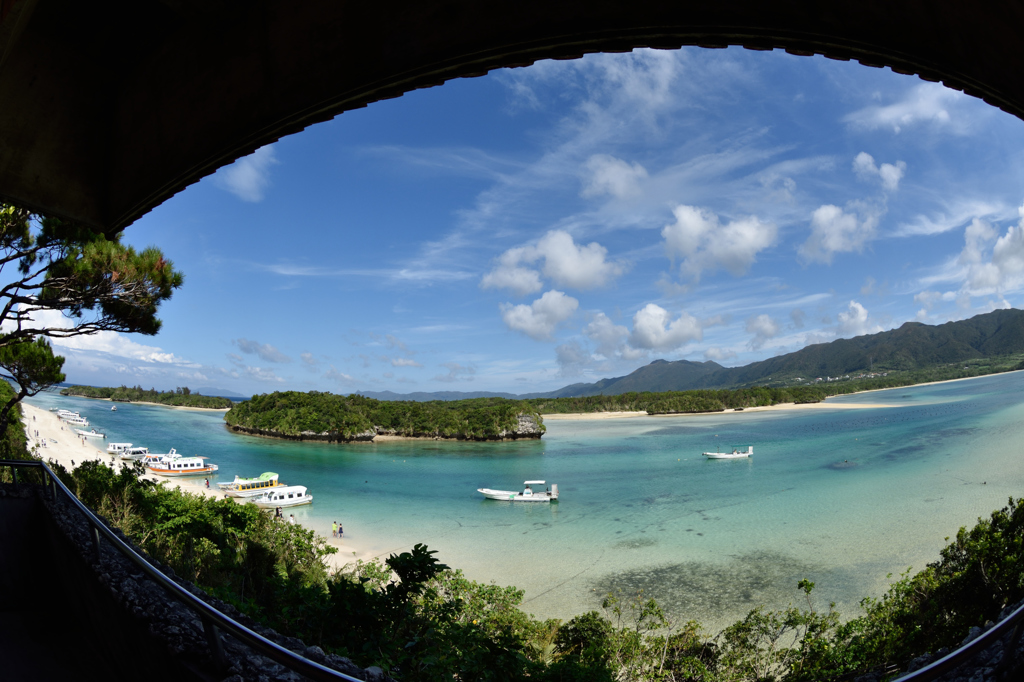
left=21, top=402, right=375, bottom=570
left=542, top=399, right=899, bottom=421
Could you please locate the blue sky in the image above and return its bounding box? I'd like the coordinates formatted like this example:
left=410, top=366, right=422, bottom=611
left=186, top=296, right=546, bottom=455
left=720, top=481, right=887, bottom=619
left=40, top=48, right=1024, bottom=396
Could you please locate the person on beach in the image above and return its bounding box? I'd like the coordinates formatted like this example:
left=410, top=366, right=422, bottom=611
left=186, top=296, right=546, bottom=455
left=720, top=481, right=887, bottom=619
left=339, top=523, right=343, bottom=538
left=332, top=521, right=337, bottom=537
left=275, top=507, right=282, bottom=520
left=205, top=478, right=210, bottom=489
left=289, top=514, right=295, bottom=525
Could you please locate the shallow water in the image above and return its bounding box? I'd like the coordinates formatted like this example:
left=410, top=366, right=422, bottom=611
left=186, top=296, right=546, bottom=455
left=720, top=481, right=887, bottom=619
left=28, top=373, right=1024, bottom=630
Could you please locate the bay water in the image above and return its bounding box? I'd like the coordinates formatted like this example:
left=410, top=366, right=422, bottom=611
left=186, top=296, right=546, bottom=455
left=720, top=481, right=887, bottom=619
left=27, top=372, right=1024, bottom=630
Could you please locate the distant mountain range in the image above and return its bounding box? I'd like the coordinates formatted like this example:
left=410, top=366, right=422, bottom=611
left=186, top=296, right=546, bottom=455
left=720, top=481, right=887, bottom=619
left=361, top=308, right=1024, bottom=401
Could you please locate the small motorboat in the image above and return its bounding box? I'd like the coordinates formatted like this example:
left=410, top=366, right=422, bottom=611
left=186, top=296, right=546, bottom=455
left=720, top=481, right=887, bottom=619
left=249, top=485, right=312, bottom=508
left=478, top=480, right=558, bottom=502
left=703, top=446, right=753, bottom=459
left=111, top=405, right=117, bottom=411
left=76, top=428, right=106, bottom=439
left=107, top=442, right=133, bottom=455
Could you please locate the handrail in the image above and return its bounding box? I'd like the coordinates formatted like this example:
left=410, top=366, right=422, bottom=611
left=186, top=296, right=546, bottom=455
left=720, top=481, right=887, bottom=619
left=3, top=457, right=1021, bottom=681
left=897, top=600, right=1024, bottom=680
left=0, top=459, right=363, bottom=682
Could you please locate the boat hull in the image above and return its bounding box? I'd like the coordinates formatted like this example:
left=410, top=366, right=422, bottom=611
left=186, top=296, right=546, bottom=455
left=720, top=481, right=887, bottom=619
left=146, top=464, right=219, bottom=477
left=702, top=452, right=750, bottom=459
left=252, top=495, right=312, bottom=509
left=478, top=488, right=558, bottom=502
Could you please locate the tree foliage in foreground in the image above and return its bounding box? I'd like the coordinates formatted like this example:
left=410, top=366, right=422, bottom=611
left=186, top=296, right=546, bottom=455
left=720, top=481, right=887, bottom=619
left=60, top=384, right=233, bottom=409
left=0, top=203, right=183, bottom=431
left=47, top=451, right=1024, bottom=681
left=225, top=391, right=545, bottom=440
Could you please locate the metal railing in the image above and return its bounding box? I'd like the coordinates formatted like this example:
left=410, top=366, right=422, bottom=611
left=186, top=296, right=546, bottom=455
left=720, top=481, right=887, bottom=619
left=0, top=459, right=362, bottom=682
left=3, top=457, right=1022, bottom=682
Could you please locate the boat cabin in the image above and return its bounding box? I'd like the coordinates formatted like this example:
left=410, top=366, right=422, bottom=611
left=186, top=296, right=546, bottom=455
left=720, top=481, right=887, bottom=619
left=106, top=442, right=133, bottom=454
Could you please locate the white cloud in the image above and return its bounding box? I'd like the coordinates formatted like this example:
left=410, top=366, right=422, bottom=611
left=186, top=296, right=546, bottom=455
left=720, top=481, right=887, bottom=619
left=745, top=314, right=781, bottom=350
left=500, top=290, right=579, bottom=340
left=482, top=230, right=624, bottom=295
left=662, top=205, right=777, bottom=281
left=434, top=362, right=476, bottom=383
left=234, top=338, right=291, bottom=363
left=480, top=246, right=544, bottom=296
left=852, top=152, right=906, bottom=191
left=894, top=200, right=1006, bottom=237
left=958, top=212, right=1024, bottom=294
left=555, top=341, right=591, bottom=377
left=390, top=357, right=423, bottom=368
left=914, top=290, right=943, bottom=309
left=799, top=203, right=879, bottom=264
left=581, top=154, right=648, bottom=199
left=704, top=346, right=737, bottom=362
left=300, top=352, right=319, bottom=371
left=629, top=304, right=702, bottom=351
left=213, top=145, right=278, bottom=202
left=836, top=301, right=880, bottom=337
left=324, top=366, right=355, bottom=384
left=246, top=366, right=286, bottom=383
left=843, top=83, right=964, bottom=134
left=584, top=312, right=630, bottom=358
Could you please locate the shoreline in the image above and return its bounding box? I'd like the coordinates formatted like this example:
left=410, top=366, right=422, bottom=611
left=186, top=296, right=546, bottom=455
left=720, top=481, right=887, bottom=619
left=539, top=370, right=1022, bottom=421
left=60, top=394, right=231, bottom=412
left=21, top=402, right=374, bottom=571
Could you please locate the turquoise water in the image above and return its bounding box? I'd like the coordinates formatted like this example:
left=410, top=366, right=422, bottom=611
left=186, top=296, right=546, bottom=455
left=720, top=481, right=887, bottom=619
left=27, top=373, right=1024, bottom=629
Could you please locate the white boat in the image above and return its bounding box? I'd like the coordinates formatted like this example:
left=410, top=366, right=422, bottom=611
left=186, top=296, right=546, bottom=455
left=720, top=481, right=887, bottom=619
left=107, top=442, right=133, bottom=455
left=478, top=480, right=559, bottom=502
left=249, top=485, right=312, bottom=508
left=111, top=405, right=117, bottom=411
left=76, top=428, right=106, bottom=439
left=62, top=416, right=89, bottom=427
left=218, top=472, right=284, bottom=497
left=119, top=446, right=151, bottom=460
left=146, top=453, right=218, bottom=477
left=138, top=448, right=177, bottom=465
left=702, top=446, right=753, bottom=459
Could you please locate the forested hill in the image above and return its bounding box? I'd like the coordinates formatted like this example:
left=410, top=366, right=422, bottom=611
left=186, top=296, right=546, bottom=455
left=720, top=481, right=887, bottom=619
left=545, top=307, right=1024, bottom=397
left=61, top=385, right=233, bottom=409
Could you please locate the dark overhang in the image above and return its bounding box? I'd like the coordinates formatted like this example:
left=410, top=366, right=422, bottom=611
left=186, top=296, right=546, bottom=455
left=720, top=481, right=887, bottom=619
left=1, top=0, right=1020, bottom=231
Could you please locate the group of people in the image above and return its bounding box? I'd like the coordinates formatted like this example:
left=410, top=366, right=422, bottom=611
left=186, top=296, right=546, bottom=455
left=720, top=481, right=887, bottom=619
left=332, top=521, right=343, bottom=538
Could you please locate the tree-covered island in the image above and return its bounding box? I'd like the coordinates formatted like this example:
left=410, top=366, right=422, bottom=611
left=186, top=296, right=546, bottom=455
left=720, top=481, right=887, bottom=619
left=224, top=391, right=545, bottom=442
left=224, top=357, right=1024, bottom=443
left=61, top=384, right=233, bottom=409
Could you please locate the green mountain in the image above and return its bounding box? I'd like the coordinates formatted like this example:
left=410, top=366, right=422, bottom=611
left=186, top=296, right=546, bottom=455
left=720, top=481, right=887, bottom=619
left=552, top=308, right=1024, bottom=396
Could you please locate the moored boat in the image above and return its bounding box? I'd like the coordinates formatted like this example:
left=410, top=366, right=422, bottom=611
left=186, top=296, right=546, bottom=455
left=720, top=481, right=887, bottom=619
left=218, top=472, right=284, bottom=497
left=146, top=454, right=218, bottom=477
left=76, top=428, right=106, bottom=439
left=111, top=405, right=117, bottom=411
left=249, top=485, right=312, bottom=508
left=119, top=446, right=151, bottom=460
left=478, top=480, right=558, bottom=502
left=702, top=446, right=753, bottom=459
left=107, top=442, right=133, bottom=455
